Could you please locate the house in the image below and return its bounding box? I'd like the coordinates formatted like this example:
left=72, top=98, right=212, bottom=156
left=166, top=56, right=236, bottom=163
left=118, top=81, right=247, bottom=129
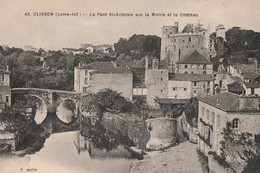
left=198, top=92, right=260, bottom=159
left=168, top=73, right=214, bottom=99
left=0, top=67, right=11, bottom=112
left=145, top=58, right=214, bottom=107
left=74, top=61, right=133, bottom=100
left=175, top=51, right=213, bottom=74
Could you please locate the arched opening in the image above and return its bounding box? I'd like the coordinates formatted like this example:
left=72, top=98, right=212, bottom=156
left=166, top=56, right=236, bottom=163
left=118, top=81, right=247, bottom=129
left=232, top=118, right=239, bottom=129
left=27, top=95, right=48, bottom=125
left=203, top=71, right=207, bottom=74
left=184, top=65, right=188, bottom=69
left=56, top=99, right=78, bottom=124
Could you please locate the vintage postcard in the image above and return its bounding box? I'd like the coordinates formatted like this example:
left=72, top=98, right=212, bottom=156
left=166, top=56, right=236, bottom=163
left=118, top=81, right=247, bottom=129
left=0, top=0, right=259, bottom=172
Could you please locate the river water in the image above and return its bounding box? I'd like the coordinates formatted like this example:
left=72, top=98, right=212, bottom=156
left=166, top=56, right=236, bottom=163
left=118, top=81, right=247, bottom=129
left=0, top=131, right=134, bottom=173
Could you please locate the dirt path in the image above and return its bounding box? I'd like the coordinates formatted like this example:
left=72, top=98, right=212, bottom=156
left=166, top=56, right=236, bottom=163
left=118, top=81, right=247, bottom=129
left=129, top=141, right=203, bottom=173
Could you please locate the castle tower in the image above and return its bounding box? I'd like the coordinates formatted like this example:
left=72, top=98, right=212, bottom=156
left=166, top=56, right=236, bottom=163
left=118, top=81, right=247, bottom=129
left=160, top=22, right=179, bottom=61
left=216, top=24, right=226, bottom=41
left=215, top=24, right=226, bottom=57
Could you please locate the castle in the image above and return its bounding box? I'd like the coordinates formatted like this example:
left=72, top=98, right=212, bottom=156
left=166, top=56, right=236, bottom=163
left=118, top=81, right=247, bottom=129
left=160, top=22, right=225, bottom=68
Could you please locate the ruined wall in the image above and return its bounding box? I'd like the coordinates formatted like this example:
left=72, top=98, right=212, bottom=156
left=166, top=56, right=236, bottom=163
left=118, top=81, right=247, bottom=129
left=161, top=33, right=209, bottom=64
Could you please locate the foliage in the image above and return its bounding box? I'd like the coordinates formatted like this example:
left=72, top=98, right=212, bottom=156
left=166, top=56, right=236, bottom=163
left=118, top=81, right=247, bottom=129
left=0, top=103, right=37, bottom=148
left=114, top=34, right=161, bottom=59
left=196, top=149, right=210, bottom=173
left=220, top=122, right=260, bottom=167
left=81, top=119, right=135, bottom=151
left=184, top=98, right=199, bottom=128
left=82, top=89, right=136, bottom=117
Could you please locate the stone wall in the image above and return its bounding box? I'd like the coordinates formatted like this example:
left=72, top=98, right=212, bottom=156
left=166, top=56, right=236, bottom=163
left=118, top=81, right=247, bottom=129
left=89, top=73, right=133, bottom=100
left=145, top=69, right=168, bottom=107
left=102, top=112, right=149, bottom=150
left=146, top=117, right=177, bottom=150
left=179, top=112, right=198, bottom=143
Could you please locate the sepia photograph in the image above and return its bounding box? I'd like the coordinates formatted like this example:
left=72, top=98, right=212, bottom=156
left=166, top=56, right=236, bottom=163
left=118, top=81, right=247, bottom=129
left=0, top=0, right=259, bottom=172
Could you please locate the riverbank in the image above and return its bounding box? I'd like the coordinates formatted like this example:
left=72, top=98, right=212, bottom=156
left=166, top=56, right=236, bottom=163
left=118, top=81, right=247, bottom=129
left=129, top=141, right=203, bottom=173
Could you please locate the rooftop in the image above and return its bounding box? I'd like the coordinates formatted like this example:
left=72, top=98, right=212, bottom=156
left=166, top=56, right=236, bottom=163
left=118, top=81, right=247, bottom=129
left=90, top=67, right=132, bottom=74
left=241, top=71, right=260, bottom=79
left=169, top=73, right=214, bottom=82
left=244, top=82, right=260, bottom=88
left=200, top=92, right=260, bottom=113
left=78, top=62, right=114, bottom=69
left=176, top=51, right=212, bottom=65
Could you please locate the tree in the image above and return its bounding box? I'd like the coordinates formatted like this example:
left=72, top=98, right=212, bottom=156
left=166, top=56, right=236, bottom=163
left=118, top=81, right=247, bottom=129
left=0, top=103, right=36, bottom=146
left=220, top=122, right=260, bottom=169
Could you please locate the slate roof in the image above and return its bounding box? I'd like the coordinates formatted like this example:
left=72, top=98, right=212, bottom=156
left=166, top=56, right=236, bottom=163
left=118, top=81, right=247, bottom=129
left=241, top=71, right=260, bottom=79
left=90, top=67, right=132, bottom=74
left=158, top=98, right=189, bottom=104
left=244, top=82, right=260, bottom=88
left=169, top=73, right=214, bottom=82
left=230, top=76, right=242, bottom=82
left=176, top=51, right=212, bottom=65
left=79, top=62, right=114, bottom=69
left=200, top=92, right=260, bottom=113
left=227, top=82, right=244, bottom=92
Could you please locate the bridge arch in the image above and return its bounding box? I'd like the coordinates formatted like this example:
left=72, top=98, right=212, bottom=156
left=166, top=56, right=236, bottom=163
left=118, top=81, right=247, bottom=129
left=56, top=98, right=79, bottom=124
left=27, top=94, right=48, bottom=125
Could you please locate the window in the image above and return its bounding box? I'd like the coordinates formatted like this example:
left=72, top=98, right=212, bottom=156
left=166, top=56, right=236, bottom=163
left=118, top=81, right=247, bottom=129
left=217, top=115, right=220, bottom=126
left=232, top=118, right=239, bottom=129
left=1, top=74, right=4, bottom=82
left=173, top=87, right=177, bottom=91
left=6, top=96, right=9, bottom=103
left=194, top=82, right=197, bottom=86
left=84, top=78, right=88, bottom=84
left=161, top=89, right=163, bottom=92
left=189, top=37, right=191, bottom=42
left=197, top=65, right=200, bottom=69
left=192, top=45, right=194, bottom=48
left=184, top=88, right=187, bottom=91
left=203, top=65, right=207, bottom=70
left=211, top=112, right=215, bottom=123
left=207, top=88, right=210, bottom=94
left=203, top=71, right=207, bottom=74
left=194, top=90, right=197, bottom=94
left=161, top=78, right=163, bottom=81
left=85, top=70, right=88, bottom=76
left=161, top=71, right=163, bottom=73
left=186, top=45, right=188, bottom=48
left=184, top=65, right=188, bottom=68
left=83, top=87, right=88, bottom=93
left=183, top=40, right=185, bottom=42
left=184, top=71, right=188, bottom=73
left=174, top=45, right=176, bottom=49
left=207, top=110, right=209, bottom=120
left=207, top=81, right=210, bottom=87
left=174, top=39, right=176, bottom=42
left=202, top=107, right=205, bottom=117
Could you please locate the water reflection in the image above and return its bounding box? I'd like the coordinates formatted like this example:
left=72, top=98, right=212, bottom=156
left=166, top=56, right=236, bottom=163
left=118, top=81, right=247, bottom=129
left=0, top=131, right=134, bottom=173
left=56, top=100, right=77, bottom=124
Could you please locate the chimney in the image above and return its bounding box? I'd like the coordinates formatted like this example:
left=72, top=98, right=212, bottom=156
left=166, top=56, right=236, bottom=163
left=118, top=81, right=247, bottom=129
left=174, top=22, right=179, bottom=33
left=152, top=59, right=159, bottom=69
left=145, top=56, right=149, bottom=70
left=6, top=65, right=9, bottom=72
left=239, top=95, right=260, bottom=110
left=78, top=63, right=81, bottom=68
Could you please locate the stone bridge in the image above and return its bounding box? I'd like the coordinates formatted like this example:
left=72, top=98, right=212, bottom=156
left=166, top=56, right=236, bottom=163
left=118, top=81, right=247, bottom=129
left=11, top=88, right=82, bottom=124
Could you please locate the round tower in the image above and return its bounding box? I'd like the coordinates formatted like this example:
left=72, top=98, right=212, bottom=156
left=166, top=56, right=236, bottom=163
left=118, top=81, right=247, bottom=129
left=216, top=24, right=226, bottom=41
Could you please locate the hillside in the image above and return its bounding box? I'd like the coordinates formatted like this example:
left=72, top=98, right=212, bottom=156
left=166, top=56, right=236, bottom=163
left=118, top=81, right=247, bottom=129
left=114, top=34, right=161, bottom=59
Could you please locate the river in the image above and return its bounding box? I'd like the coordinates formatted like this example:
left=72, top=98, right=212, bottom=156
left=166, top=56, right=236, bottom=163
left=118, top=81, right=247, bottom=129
left=0, top=131, right=134, bottom=173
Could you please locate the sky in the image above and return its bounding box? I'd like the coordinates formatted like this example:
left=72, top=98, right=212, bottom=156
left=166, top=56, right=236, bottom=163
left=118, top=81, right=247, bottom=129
left=0, top=0, right=259, bottom=50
